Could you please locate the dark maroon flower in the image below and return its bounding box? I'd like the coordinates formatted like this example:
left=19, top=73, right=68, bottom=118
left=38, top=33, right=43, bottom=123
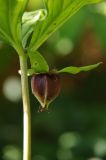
left=31, top=73, right=61, bottom=111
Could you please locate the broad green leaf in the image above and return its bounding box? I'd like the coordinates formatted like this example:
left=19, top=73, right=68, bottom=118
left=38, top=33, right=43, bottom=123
left=22, top=9, right=47, bottom=48
left=29, top=51, right=49, bottom=74
left=0, top=0, right=28, bottom=50
left=28, top=0, right=102, bottom=52
left=57, top=62, right=102, bottom=74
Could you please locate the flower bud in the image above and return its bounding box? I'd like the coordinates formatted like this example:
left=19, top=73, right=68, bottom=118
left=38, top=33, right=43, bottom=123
left=31, top=73, right=61, bottom=111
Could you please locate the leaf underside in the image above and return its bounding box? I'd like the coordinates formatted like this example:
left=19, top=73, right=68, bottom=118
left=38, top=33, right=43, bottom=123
left=28, top=51, right=49, bottom=75
left=57, top=62, right=102, bottom=74
left=0, top=0, right=102, bottom=52
left=0, top=0, right=28, bottom=49
left=28, top=0, right=102, bottom=53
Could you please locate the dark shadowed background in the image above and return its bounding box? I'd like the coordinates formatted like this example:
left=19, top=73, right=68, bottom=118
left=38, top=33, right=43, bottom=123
left=0, top=0, right=106, bottom=160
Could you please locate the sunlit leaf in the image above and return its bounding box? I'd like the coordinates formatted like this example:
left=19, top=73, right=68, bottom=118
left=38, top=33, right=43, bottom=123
left=22, top=9, right=47, bottom=48
left=28, top=0, right=102, bottom=52
left=57, top=62, right=102, bottom=74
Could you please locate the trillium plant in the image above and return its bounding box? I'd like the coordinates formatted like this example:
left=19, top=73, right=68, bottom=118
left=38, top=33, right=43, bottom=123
left=0, top=0, right=103, bottom=160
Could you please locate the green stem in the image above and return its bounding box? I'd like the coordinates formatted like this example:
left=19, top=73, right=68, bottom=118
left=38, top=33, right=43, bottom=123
left=19, top=53, right=31, bottom=160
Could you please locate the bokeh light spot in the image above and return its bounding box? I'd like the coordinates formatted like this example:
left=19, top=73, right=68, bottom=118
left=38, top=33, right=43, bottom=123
left=32, top=155, right=47, bottom=160
left=3, top=145, right=21, bottom=160
left=95, top=2, right=106, bottom=16
left=56, top=38, right=74, bottom=56
left=94, top=138, right=106, bottom=157
left=2, top=76, right=21, bottom=102
left=88, top=158, right=103, bottom=160
left=57, top=148, right=73, bottom=160
left=58, top=132, right=80, bottom=149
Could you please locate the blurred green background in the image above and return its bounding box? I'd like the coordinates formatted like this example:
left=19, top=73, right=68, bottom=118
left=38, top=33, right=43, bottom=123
left=0, top=1, right=106, bottom=160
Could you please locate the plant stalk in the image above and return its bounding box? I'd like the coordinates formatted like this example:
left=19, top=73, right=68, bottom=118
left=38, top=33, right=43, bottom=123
left=19, top=53, right=31, bottom=160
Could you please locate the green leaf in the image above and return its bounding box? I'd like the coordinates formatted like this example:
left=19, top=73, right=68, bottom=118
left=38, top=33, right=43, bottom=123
left=28, top=0, right=102, bottom=52
left=29, top=51, right=49, bottom=74
left=0, top=0, right=28, bottom=50
left=22, top=9, right=47, bottom=48
left=57, top=62, right=102, bottom=74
